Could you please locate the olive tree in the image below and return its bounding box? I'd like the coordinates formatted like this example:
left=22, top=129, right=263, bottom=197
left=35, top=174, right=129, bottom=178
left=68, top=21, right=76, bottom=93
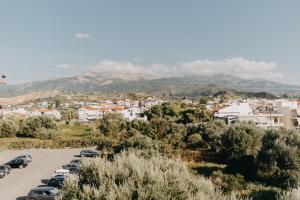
left=19, top=116, right=58, bottom=138
left=256, top=129, right=300, bottom=189
left=0, top=119, right=19, bottom=138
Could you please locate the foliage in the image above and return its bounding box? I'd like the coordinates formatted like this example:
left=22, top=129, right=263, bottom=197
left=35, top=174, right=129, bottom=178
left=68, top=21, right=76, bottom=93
left=98, top=113, right=128, bottom=139
left=62, top=151, right=241, bottom=200
left=178, top=105, right=212, bottom=124
left=0, top=119, right=19, bottom=138
left=18, top=116, right=58, bottom=138
left=256, top=128, right=300, bottom=189
left=61, top=108, right=78, bottom=121
left=187, top=133, right=203, bottom=148
left=220, top=123, right=263, bottom=164
left=211, top=171, right=247, bottom=193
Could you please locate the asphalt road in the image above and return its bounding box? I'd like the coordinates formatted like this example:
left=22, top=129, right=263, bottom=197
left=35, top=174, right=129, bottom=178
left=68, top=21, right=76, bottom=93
left=0, top=148, right=85, bottom=200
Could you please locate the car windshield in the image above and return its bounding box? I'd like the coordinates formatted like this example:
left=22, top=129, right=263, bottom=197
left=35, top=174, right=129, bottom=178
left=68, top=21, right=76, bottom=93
left=49, top=178, right=64, bottom=184
left=0, top=166, right=5, bottom=170
left=49, top=188, right=59, bottom=195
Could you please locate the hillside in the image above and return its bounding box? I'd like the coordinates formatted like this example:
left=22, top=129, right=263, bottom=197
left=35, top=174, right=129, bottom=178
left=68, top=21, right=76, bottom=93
left=0, top=73, right=299, bottom=98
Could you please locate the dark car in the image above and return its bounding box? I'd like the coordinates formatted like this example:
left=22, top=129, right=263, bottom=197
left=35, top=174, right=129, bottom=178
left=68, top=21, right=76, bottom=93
left=66, top=166, right=80, bottom=174
left=80, top=150, right=99, bottom=158
left=47, top=177, right=64, bottom=189
left=70, top=159, right=81, bottom=165
left=17, top=154, right=32, bottom=162
left=26, top=187, right=60, bottom=200
left=63, top=162, right=80, bottom=169
left=0, top=165, right=11, bottom=175
left=6, top=158, right=29, bottom=168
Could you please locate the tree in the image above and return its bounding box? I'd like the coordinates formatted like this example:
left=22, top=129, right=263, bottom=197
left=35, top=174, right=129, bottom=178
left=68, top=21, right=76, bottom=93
left=61, top=108, right=78, bottom=121
left=197, top=121, right=227, bottom=152
left=220, top=123, right=263, bottom=178
left=178, top=105, right=212, bottom=124
left=98, top=113, right=128, bottom=139
left=221, top=123, right=263, bottom=164
left=256, top=129, right=300, bottom=189
left=0, top=119, right=19, bottom=138
left=187, top=133, right=203, bottom=148
left=19, top=116, right=58, bottom=138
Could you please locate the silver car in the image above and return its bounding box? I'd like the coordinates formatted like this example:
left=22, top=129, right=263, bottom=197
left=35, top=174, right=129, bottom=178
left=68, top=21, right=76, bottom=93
left=26, top=187, right=60, bottom=200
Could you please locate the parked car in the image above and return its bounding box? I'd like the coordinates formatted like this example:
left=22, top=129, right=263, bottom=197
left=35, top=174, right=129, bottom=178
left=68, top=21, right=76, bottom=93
left=63, top=163, right=80, bottom=169
left=0, top=165, right=11, bottom=175
left=80, top=150, right=99, bottom=158
left=17, top=154, right=32, bottom=162
left=0, top=170, right=5, bottom=178
left=70, top=159, right=80, bottom=165
left=51, top=169, right=70, bottom=178
left=6, top=158, right=29, bottom=168
left=47, top=176, right=64, bottom=189
left=26, top=187, right=60, bottom=200
left=65, top=166, right=80, bottom=174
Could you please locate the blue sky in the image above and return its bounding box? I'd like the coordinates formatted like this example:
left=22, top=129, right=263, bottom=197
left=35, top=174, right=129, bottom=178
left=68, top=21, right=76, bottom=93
left=1, top=0, right=300, bottom=84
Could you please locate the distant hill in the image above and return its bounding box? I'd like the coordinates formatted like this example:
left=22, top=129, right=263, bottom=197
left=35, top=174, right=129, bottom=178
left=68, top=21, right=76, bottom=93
left=0, top=72, right=299, bottom=98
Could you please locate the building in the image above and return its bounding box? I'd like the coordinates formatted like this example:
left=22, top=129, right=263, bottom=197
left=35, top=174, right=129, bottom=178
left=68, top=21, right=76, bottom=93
left=121, top=108, right=147, bottom=121
left=214, top=102, right=284, bottom=127
left=31, top=109, right=62, bottom=120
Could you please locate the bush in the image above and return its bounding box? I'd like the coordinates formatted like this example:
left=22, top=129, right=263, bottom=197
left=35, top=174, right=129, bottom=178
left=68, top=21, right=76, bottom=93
left=256, top=129, right=300, bottom=189
left=98, top=113, right=128, bottom=139
left=119, top=134, right=158, bottom=152
left=221, top=123, right=263, bottom=164
left=211, top=171, right=247, bottom=193
left=187, top=133, right=203, bottom=148
left=62, top=151, right=241, bottom=200
left=0, top=119, right=19, bottom=138
left=18, top=116, right=58, bottom=138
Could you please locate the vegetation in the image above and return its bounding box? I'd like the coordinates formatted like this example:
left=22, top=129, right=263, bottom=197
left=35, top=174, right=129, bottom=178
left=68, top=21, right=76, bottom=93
left=0, top=118, right=19, bottom=138
left=62, top=151, right=239, bottom=200
left=19, top=116, right=58, bottom=139
left=0, top=100, right=299, bottom=199
left=256, top=129, right=300, bottom=189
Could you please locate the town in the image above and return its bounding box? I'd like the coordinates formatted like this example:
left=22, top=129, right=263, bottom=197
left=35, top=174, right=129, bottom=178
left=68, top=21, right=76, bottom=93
left=2, top=95, right=300, bottom=129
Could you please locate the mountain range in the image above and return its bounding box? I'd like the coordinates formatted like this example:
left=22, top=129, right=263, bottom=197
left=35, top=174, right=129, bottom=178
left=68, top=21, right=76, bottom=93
left=0, top=72, right=300, bottom=98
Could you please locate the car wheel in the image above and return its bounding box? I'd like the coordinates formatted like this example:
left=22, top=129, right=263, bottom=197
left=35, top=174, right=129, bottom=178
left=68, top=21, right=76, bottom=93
left=19, top=165, right=24, bottom=169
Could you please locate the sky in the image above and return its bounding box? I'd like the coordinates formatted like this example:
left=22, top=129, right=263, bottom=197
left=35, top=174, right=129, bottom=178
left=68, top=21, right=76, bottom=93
left=1, top=0, right=300, bottom=84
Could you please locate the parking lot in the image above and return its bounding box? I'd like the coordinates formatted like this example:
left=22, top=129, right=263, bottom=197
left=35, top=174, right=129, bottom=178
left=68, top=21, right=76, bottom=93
left=0, top=148, right=84, bottom=200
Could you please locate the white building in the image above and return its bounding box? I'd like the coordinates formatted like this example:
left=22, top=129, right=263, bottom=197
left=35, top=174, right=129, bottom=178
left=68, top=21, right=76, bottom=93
left=214, top=102, right=284, bottom=127
left=121, top=108, right=147, bottom=121
left=31, top=109, right=62, bottom=120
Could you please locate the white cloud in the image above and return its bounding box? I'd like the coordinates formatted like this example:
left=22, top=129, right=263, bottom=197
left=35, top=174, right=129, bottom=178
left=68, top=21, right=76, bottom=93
left=56, top=64, right=73, bottom=69
left=88, top=60, right=153, bottom=75
left=155, top=58, right=283, bottom=81
left=86, top=58, right=283, bottom=81
left=75, top=32, right=90, bottom=39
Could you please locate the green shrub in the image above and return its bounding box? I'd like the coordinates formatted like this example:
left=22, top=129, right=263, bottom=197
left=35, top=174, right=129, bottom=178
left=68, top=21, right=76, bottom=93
left=187, top=133, right=203, bottom=148
left=0, top=119, right=19, bottom=138
left=256, top=129, right=300, bottom=189
left=62, top=151, right=242, bottom=200
left=18, top=116, right=58, bottom=138
left=221, top=123, right=263, bottom=164
left=211, top=171, right=247, bottom=193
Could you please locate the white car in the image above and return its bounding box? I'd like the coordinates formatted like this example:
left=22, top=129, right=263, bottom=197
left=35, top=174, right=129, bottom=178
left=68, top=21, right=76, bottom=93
left=51, top=169, right=70, bottom=178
